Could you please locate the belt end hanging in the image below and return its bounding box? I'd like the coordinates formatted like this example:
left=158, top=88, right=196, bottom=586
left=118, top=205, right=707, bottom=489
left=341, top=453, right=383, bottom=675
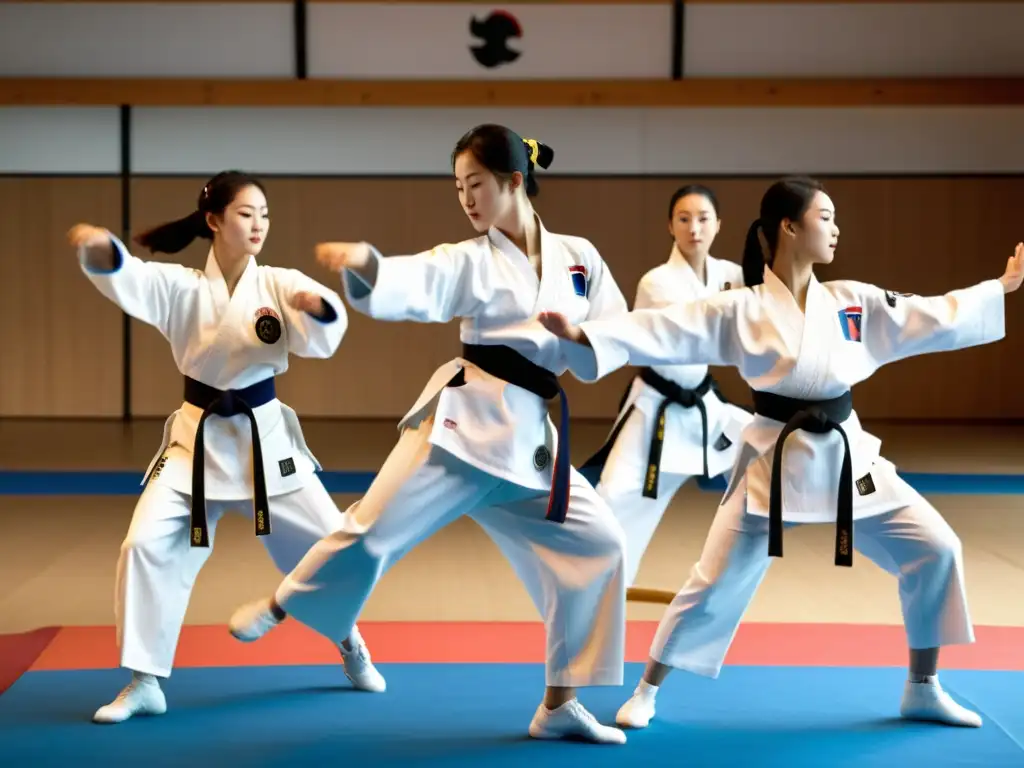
left=545, top=388, right=571, bottom=524
left=189, top=509, right=211, bottom=548
left=767, top=509, right=784, bottom=559
left=834, top=524, right=853, bottom=567
left=254, top=506, right=272, bottom=537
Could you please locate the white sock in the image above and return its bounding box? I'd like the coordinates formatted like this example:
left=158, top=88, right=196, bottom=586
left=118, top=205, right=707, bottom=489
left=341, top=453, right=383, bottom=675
left=636, top=679, right=659, bottom=699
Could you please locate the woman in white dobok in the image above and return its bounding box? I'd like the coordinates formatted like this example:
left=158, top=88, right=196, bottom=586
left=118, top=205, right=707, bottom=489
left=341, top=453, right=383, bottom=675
left=541, top=175, right=1023, bottom=731
left=580, top=183, right=752, bottom=587
left=71, top=171, right=384, bottom=725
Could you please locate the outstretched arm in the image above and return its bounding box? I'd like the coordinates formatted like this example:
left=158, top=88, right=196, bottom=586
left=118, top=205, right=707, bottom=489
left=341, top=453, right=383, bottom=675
left=857, top=242, right=1021, bottom=366
left=69, top=223, right=195, bottom=340
left=316, top=240, right=489, bottom=324
left=542, top=290, right=745, bottom=383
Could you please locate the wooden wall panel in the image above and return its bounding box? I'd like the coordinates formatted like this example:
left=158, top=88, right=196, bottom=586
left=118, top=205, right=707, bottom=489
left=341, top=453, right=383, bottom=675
left=3, top=175, right=1022, bottom=420
left=0, top=177, right=123, bottom=417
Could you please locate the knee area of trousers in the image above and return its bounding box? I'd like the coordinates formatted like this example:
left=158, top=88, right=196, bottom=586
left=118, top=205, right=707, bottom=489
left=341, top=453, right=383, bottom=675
left=925, top=532, right=964, bottom=572
left=119, top=533, right=162, bottom=560
left=590, top=516, right=629, bottom=562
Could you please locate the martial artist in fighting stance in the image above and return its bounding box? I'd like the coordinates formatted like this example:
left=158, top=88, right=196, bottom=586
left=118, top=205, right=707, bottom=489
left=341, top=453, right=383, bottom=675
left=70, top=171, right=385, bottom=724
left=230, top=126, right=632, bottom=744
left=540, top=176, right=1022, bottom=730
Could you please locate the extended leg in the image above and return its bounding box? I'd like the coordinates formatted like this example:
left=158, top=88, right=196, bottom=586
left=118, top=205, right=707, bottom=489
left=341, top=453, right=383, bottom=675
left=854, top=494, right=980, bottom=727
left=616, top=483, right=773, bottom=728
left=229, top=417, right=499, bottom=649
left=472, top=469, right=628, bottom=744
left=94, top=482, right=220, bottom=724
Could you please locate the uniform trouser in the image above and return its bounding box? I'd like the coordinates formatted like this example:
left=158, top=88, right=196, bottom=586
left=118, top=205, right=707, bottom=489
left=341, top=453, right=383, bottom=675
left=275, top=415, right=628, bottom=688
left=116, top=475, right=345, bottom=677
left=650, top=476, right=974, bottom=678
left=593, top=405, right=693, bottom=587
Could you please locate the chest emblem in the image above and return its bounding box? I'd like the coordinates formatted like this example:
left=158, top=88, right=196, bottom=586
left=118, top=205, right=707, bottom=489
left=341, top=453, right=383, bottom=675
left=837, top=305, right=862, bottom=343
left=568, top=265, right=588, bottom=297
left=254, top=307, right=283, bottom=345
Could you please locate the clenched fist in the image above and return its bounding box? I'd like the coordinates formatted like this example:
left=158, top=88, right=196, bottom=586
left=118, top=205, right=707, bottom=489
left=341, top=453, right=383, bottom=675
left=68, top=223, right=115, bottom=271
left=315, top=241, right=371, bottom=274
left=289, top=290, right=326, bottom=317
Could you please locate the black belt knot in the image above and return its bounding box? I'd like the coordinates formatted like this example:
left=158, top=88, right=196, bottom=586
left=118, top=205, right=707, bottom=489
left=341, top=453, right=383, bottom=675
left=579, top=369, right=721, bottom=497
left=752, top=389, right=855, bottom=567
left=181, top=376, right=277, bottom=548
left=638, top=368, right=716, bottom=495
left=453, top=344, right=570, bottom=524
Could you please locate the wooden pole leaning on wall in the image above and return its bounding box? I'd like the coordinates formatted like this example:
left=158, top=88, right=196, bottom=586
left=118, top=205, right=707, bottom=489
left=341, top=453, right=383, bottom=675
left=2, top=77, right=1024, bottom=107
left=627, top=587, right=677, bottom=605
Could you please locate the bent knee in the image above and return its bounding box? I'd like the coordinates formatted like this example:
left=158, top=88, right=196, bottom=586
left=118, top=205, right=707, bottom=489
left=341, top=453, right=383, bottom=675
left=924, top=530, right=964, bottom=572
left=584, top=512, right=629, bottom=563
left=119, top=530, right=195, bottom=566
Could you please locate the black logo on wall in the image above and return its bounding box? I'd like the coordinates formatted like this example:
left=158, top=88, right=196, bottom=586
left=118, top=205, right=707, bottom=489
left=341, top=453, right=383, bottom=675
left=469, top=11, right=522, bottom=69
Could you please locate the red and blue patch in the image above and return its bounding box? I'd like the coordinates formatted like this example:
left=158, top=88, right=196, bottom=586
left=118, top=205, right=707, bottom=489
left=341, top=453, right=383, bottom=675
left=838, top=305, right=862, bottom=342
left=568, top=265, right=588, bottom=297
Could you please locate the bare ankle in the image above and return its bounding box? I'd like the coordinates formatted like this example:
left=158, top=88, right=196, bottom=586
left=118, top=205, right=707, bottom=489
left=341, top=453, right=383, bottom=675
left=544, top=686, right=574, bottom=710
left=643, top=658, right=671, bottom=687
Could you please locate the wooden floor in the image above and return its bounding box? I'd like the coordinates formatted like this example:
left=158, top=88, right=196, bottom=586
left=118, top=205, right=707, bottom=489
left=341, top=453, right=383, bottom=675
left=1, top=419, right=1023, bottom=635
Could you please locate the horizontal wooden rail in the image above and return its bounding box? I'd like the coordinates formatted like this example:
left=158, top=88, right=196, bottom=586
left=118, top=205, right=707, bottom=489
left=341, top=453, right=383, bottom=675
left=11, top=0, right=1024, bottom=4
left=2, top=78, right=1024, bottom=107
left=10, top=0, right=672, bottom=4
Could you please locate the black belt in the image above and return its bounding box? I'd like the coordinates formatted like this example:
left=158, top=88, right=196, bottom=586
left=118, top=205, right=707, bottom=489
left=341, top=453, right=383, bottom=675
left=579, top=369, right=719, bottom=497
left=752, top=389, right=854, bottom=567
left=450, top=344, right=570, bottom=523
left=639, top=369, right=717, bottom=493
left=183, top=376, right=277, bottom=548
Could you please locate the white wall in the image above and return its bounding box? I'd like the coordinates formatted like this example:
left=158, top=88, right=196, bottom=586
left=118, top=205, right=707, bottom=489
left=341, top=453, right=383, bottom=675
left=4, top=106, right=1024, bottom=175
left=684, top=2, right=1024, bottom=77
left=1, top=2, right=1021, bottom=79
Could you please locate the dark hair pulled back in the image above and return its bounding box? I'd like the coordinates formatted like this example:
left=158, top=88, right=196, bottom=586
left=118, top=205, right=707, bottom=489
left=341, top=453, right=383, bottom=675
left=667, top=183, right=720, bottom=220
left=741, top=176, right=825, bottom=287
left=451, top=124, right=554, bottom=197
left=134, top=170, right=266, bottom=254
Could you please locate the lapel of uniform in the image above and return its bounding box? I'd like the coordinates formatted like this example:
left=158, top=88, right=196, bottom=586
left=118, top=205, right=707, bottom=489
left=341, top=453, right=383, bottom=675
left=801, top=271, right=841, bottom=374
left=704, top=255, right=730, bottom=294
left=763, top=267, right=838, bottom=396
left=205, top=247, right=231, bottom=323
left=488, top=224, right=540, bottom=314
left=761, top=266, right=807, bottom=368
left=668, top=245, right=708, bottom=302
left=533, top=216, right=564, bottom=314
left=196, top=250, right=259, bottom=383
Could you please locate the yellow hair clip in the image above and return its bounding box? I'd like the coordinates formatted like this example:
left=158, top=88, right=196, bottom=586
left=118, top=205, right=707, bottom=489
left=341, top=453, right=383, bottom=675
left=523, top=138, right=540, bottom=166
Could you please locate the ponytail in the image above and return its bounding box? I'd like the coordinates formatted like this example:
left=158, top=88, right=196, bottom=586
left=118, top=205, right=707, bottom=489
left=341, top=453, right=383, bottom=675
left=742, top=219, right=767, bottom=287
left=451, top=125, right=553, bottom=198
left=523, top=137, right=554, bottom=198
left=135, top=209, right=211, bottom=255
left=744, top=176, right=827, bottom=287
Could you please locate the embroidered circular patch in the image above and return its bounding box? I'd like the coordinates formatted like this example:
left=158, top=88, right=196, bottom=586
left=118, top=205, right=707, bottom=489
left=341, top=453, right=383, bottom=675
left=254, top=307, right=282, bottom=344
left=533, top=446, right=551, bottom=471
